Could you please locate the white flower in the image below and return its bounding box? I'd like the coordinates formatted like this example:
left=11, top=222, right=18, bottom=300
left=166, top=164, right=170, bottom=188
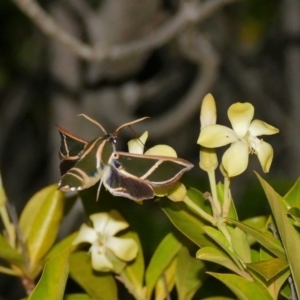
left=72, top=210, right=138, bottom=272
left=198, top=102, right=279, bottom=177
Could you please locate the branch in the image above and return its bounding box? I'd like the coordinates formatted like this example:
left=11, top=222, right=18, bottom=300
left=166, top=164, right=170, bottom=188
left=11, top=0, right=237, bottom=61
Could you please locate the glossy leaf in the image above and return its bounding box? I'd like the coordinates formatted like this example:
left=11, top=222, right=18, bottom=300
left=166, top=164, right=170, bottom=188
left=231, top=227, right=251, bottom=263
left=176, top=246, right=206, bottom=300
left=159, top=190, right=216, bottom=248
left=118, top=231, right=145, bottom=300
left=257, top=173, right=300, bottom=298
left=197, top=247, right=249, bottom=278
left=241, top=216, right=269, bottom=245
left=69, top=251, right=117, bottom=300
left=228, top=219, right=285, bottom=259
left=29, top=250, right=69, bottom=300
left=208, top=272, right=273, bottom=300
left=202, top=226, right=242, bottom=269
left=63, top=295, right=93, bottom=300
left=19, top=185, right=65, bottom=269
left=146, top=232, right=181, bottom=300
left=246, top=258, right=289, bottom=281
left=45, top=232, right=78, bottom=261
left=155, top=256, right=177, bottom=300
left=287, top=207, right=300, bottom=226
left=0, top=233, right=24, bottom=266
left=284, top=177, right=300, bottom=208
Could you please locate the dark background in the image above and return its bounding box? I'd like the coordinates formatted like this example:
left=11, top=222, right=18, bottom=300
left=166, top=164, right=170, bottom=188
left=0, top=0, right=299, bottom=298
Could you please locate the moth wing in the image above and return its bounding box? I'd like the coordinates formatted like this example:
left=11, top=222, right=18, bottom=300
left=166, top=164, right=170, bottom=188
left=102, top=164, right=154, bottom=201
left=59, top=138, right=112, bottom=191
left=57, top=125, right=88, bottom=175
left=113, top=151, right=193, bottom=188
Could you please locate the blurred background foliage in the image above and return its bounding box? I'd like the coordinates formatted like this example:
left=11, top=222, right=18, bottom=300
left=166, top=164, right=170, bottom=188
left=0, top=0, right=299, bottom=298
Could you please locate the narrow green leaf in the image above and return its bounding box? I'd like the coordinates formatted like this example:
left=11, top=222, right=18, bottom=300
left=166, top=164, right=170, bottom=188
left=231, top=227, right=251, bottom=263
left=159, top=196, right=216, bottom=248
left=145, top=232, right=181, bottom=300
left=176, top=246, right=206, bottom=300
left=228, top=219, right=285, bottom=259
left=155, top=257, right=177, bottom=300
left=284, top=177, right=300, bottom=208
left=69, top=251, right=117, bottom=300
left=63, top=295, right=93, bottom=300
left=19, top=185, right=65, bottom=269
left=203, top=226, right=242, bottom=269
left=197, top=247, right=249, bottom=278
left=0, top=233, right=25, bottom=266
left=29, top=250, right=69, bottom=300
left=257, top=173, right=300, bottom=298
left=287, top=207, right=300, bottom=226
left=119, top=231, right=145, bottom=300
left=208, top=272, right=273, bottom=300
left=246, top=258, right=289, bottom=281
left=45, top=232, right=78, bottom=261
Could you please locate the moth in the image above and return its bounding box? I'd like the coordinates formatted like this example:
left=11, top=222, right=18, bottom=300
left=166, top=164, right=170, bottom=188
left=58, top=114, right=193, bottom=201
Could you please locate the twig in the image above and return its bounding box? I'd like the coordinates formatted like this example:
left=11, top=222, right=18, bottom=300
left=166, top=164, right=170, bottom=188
left=11, top=0, right=237, bottom=61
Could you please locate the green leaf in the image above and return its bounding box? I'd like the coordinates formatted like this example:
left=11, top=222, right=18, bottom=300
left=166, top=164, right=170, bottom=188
left=196, top=247, right=249, bottom=278
left=287, top=207, right=300, bottom=226
left=241, top=216, right=269, bottom=245
left=186, top=188, right=213, bottom=215
left=228, top=219, right=285, bottom=259
left=119, top=231, right=145, bottom=300
left=284, top=177, right=300, bottom=208
left=202, top=226, right=242, bottom=269
left=257, top=173, right=300, bottom=298
left=246, top=258, right=289, bottom=281
left=208, top=272, right=273, bottom=300
left=159, top=191, right=216, bottom=248
left=155, top=257, right=177, bottom=300
left=176, top=246, right=206, bottom=300
left=69, top=251, right=117, bottom=300
left=64, top=295, right=93, bottom=300
left=45, top=232, right=78, bottom=261
left=145, top=232, right=181, bottom=300
left=231, top=227, right=251, bottom=263
left=0, top=233, right=25, bottom=266
left=19, top=185, right=65, bottom=269
left=29, top=249, right=69, bottom=300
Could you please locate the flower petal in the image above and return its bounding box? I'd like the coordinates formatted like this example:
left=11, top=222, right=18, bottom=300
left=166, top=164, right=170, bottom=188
left=106, top=236, right=138, bottom=261
left=228, top=103, right=254, bottom=138
left=72, top=224, right=97, bottom=245
left=145, top=145, right=177, bottom=157
left=255, top=140, right=274, bottom=173
left=222, top=141, right=249, bottom=177
left=249, top=120, right=279, bottom=136
left=90, top=210, right=129, bottom=236
left=197, top=125, right=238, bottom=147
left=200, top=93, right=217, bottom=128
left=90, top=212, right=110, bottom=233
left=167, top=182, right=187, bottom=202
left=128, top=131, right=148, bottom=154
left=90, top=244, right=114, bottom=272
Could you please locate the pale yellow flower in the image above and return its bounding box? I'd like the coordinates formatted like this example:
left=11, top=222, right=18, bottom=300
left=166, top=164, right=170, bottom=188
left=199, top=94, right=218, bottom=172
left=198, top=102, right=279, bottom=177
left=72, top=210, right=138, bottom=272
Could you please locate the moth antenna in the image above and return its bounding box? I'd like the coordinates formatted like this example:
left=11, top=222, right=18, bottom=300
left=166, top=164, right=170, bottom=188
left=78, top=114, right=107, bottom=135
left=128, top=125, right=147, bottom=150
left=113, top=117, right=150, bottom=135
